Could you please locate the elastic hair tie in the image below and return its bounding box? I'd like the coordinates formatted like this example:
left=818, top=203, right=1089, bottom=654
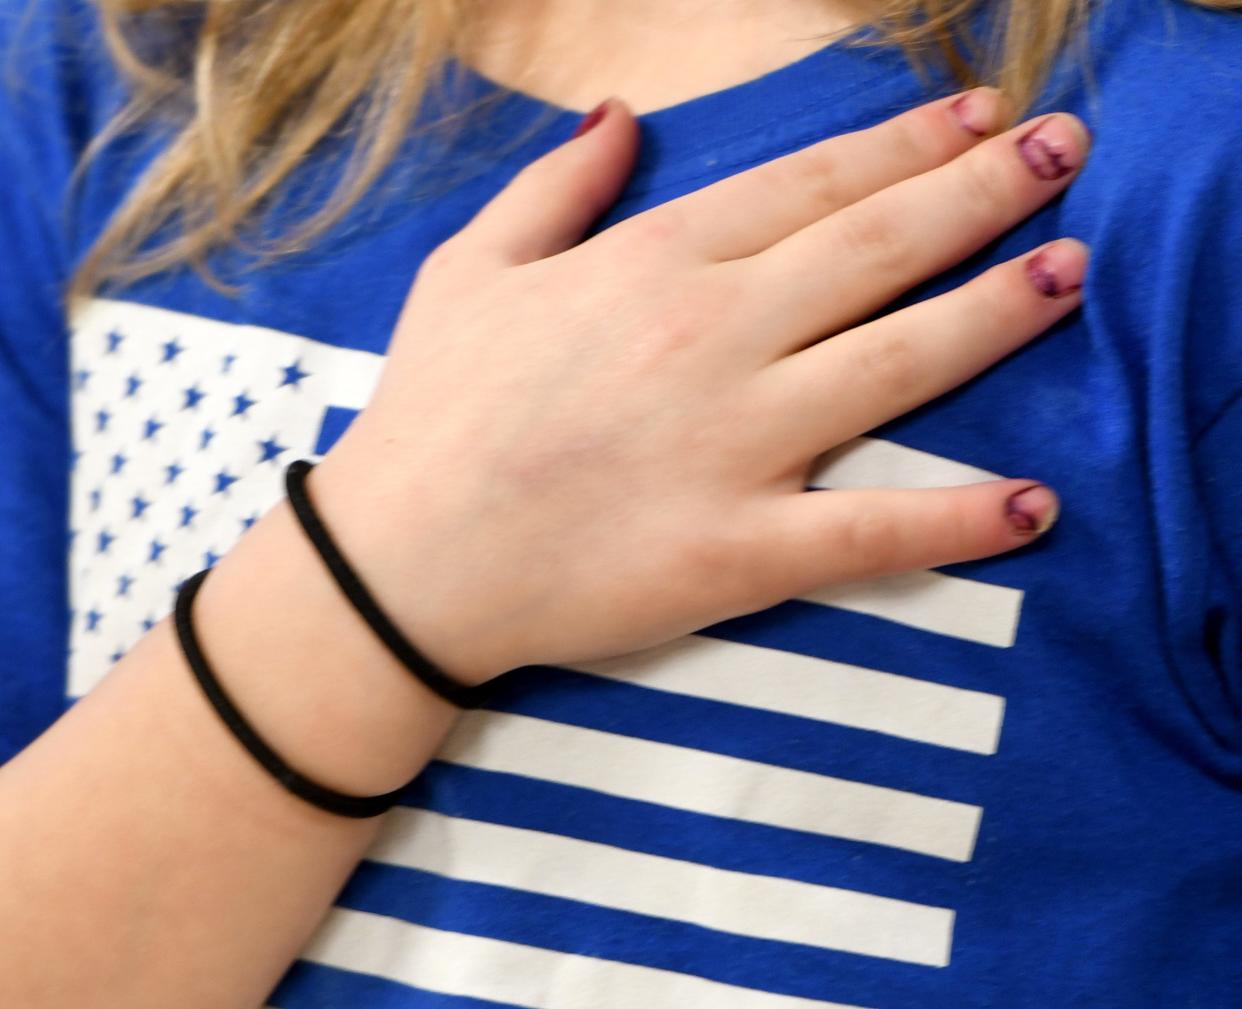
left=174, top=568, right=407, bottom=818
left=284, top=459, right=491, bottom=710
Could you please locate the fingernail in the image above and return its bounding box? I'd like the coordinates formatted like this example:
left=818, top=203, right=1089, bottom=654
left=1007, top=484, right=1060, bottom=537
left=571, top=98, right=612, bottom=139
left=1026, top=240, right=1088, bottom=298
left=1017, top=115, right=1089, bottom=180
left=950, top=88, right=1001, bottom=137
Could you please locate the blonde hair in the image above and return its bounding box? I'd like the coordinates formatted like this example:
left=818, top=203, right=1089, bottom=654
left=70, top=0, right=1241, bottom=301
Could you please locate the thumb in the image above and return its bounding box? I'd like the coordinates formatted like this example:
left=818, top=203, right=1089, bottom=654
left=459, top=97, right=640, bottom=265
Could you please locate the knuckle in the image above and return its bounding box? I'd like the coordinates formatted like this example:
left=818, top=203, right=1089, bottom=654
left=639, top=301, right=720, bottom=370
left=855, top=332, right=924, bottom=399
left=889, top=110, right=945, bottom=167
left=925, top=494, right=983, bottom=559
left=631, top=275, right=731, bottom=366
left=947, top=497, right=987, bottom=551
left=646, top=308, right=701, bottom=358
left=616, top=207, right=684, bottom=252
left=837, top=507, right=904, bottom=572
left=674, top=521, right=768, bottom=607
left=955, top=152, right=1013, bottom=216
left=974, top=265, right=1028, bottom=324
left=780, top=143, right=845, bottom=211
left=833, top=208, right=910, bottom=270
left=672, top=527, right=735, bottom=590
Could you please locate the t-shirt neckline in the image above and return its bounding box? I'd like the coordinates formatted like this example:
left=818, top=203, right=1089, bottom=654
left=441, top=28, right=927, bottom=201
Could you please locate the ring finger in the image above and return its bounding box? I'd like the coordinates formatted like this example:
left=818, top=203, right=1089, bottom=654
left=755, top=238, right=1089, bottom=466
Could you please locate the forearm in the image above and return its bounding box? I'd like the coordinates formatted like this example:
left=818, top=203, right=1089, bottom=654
left=0, top=476, right=460, bottom=1008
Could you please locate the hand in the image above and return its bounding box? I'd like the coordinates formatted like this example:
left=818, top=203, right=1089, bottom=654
left=314, top=88, right=1090, bottom=685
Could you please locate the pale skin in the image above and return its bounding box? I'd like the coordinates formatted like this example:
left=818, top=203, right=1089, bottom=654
left=0, top=3, right=1092, bottom=1004
left=461, top=0, right=871, bottom=114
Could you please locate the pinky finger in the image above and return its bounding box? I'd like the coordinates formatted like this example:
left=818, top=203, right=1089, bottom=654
left=755, top=479, right=1059, bottom=598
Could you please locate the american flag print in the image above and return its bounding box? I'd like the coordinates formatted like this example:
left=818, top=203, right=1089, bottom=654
left=67, top=298, right=379, bottom=697
left=69, top=298, right=1024, bottom=1009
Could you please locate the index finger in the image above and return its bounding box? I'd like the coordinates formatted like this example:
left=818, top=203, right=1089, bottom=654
left=651, top=86, right=1011, bottom=262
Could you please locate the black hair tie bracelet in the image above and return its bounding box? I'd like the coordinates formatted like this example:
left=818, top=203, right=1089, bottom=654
left=171, top=458, right=492, bottom=818
left=175, top=568, right=407, bottom=818
left=283, top=459, right=492, bottom=710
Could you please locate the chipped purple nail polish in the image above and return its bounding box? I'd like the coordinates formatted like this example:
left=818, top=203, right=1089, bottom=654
left=950, top=92, right=991, bottom=136
left=1019, top=133, right=1071, bottom=179
left=1007, top=484, right=1060, bottom=536
left=1026, top=251, right=1083, bottom=299
left=1017, top=118, right=1082, bottom=180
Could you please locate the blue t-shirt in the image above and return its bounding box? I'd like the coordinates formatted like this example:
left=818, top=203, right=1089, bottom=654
left=2, top=1, right=1242, bottom=1006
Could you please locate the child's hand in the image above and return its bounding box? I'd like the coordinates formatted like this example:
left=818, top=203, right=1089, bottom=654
left=316, top=89, right=1089, bottom=684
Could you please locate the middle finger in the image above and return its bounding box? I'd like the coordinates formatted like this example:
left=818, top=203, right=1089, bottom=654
left=738, top=113, right=1091, bottom=358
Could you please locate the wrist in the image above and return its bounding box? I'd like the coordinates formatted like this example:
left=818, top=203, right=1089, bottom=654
left=190, top=495, right=462, bottom=798
left=311, top=431, right=530, bottom=684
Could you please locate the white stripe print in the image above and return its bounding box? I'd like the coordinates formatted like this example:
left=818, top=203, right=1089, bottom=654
left=372, top=808, right=955, bottom=966
left=301, top=907, right=874, bottom=1009
left=804, top=570, right=1021, bottom=649
left=439, top=712, right=982, bottom=863
left=572, top=634, right=1005, bottom=755
left=810, top=436, right=1000, bottom=490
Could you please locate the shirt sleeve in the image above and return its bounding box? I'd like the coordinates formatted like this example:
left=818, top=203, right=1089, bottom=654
left=0, top=0, right=105, bottom=762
